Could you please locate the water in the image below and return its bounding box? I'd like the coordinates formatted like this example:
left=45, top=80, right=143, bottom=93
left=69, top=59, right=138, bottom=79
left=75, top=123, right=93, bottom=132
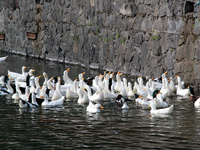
left=0, top=51, right=200, bottom=149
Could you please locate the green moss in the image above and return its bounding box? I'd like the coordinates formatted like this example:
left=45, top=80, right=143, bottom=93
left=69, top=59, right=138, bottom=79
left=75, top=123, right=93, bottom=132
left=96, top=27, right=100, bottom=33
left=152, top=34, right=159, bottom=40
left=111, top=36, right=114, bottom=41
left=120, top=38, right=125, bottom=44
left=88, top=22, right=93, bottom=26
left=100, top=35, right=102, bottom=40
left=116, top=33, right=120, bottom=38
left=104, top=37, right=108, bottom=43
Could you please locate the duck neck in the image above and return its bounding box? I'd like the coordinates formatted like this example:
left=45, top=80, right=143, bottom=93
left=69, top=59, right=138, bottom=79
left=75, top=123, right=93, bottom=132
left=6, top=80, right=13, bottom=93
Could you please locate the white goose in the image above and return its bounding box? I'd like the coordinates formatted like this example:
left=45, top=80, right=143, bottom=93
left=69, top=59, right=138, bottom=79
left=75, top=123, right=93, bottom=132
left=86, top=101, right=103, bottom=113
left=51, top=81, right=63, bottom=101
left=84, top=85, right=103, bottom=102
left=148, top=101, right=173, bottom=115
left=176, top=76, right=190, bottom=96
left=169, top=77, right=176, bottom=93
left=0, top=56, right=8, bottom=61
left=63, top=68, right=74, bottom=85
left=194, top=98, right=200, bottom=108
left=40, top=93, right=64, bottom=107
left=66, top=87, right=79, bottom=99
left=77, top=88, right=89, bottom=104
left=114, top=72, right=122, bottom=92
left=17, top=69, right=35, bottom=82
left=138, top=92, right=151, bottom=108
left=154, top=93, right=168, bottom=108
left=19, top=92, right=39, bottom=108
left=8, top=66, right=27, bottom=80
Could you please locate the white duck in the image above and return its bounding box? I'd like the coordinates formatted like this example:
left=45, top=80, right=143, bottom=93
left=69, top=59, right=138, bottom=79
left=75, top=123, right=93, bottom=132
left=51, top=81, right=63, bottom=101
left=176, top=76, right=190, bottom=96
left=148, top=100, right=173, bottom=115
left=114, top=72, right=123, bottom=92
left=8, top=66, right=27, bottom=80
left=86, top=101, right=103, bottom=113
left=40, top=93, right=64, bottom=107
left=66, top=87, right=79, bottom=99
left=19, top=86, right=30, bottom=101
left=0, top=56, right=8, bottom=61
left=63, top=68, right=74, bottom=85
left=19, top=92, right=39, bottom=108
left=138, top=92, right=151, bottom=108
left=84, top=85, right=103, bottom=102
left=154, top=92, right=168, bottom=108
left=17, top=69, right=35, bottom=82
left=194, top=98, right=200, bottom=108
left=77, top=88, right=89, bottom=104
left=169, top=77, right=176, bottom=93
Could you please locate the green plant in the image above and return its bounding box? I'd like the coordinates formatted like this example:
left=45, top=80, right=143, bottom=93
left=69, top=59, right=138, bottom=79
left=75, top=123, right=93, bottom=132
left=78, top=18, right=80, bottom=22
left=60, top=12, right=62, bottom=16
left=96, top=27, right=100, bottom=33
left=88, top=22, right=93, bottom=26
left=120, top=38, right=125, bottom=44
left=104, top=37, right=108, bottom=43
left=100, top=35, right=102, bottom=40
left=170, top=48, right=175, bottom=52
left=96, top=11, right=100, bottom=14
left=198, top=19, right=200, bottom=23
left=71, top=34, right=75, bottom=40
left=116, top=33, right=120, bottom=38
left=111, top=36, right=114, bottom=41
left=152, top=34, right=159, bottom=40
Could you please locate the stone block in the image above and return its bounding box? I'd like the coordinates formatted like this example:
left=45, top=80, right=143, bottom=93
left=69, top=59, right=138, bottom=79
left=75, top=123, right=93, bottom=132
left=135, top=32, right=143, bottom=46
left=119, top=43, right=126, bottom=55
left=176, top=45, right=185, bottom=61
left=167, top=34, right=178, bottom=49
left=159, top=2, right=166, bottom=17
left=138, top=4, right=146, bottom=14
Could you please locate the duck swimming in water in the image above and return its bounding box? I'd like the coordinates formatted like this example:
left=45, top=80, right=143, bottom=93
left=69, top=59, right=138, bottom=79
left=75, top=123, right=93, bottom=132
left=108, top=94, right=131, bottom=109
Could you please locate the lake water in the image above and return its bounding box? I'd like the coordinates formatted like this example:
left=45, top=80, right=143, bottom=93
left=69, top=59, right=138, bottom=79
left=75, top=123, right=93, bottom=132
left=0, top=51, right=200, bottom=149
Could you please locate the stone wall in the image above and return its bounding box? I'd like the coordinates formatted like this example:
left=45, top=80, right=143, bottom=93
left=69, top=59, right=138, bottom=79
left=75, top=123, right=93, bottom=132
left=0, top=0, right=200, bottom=85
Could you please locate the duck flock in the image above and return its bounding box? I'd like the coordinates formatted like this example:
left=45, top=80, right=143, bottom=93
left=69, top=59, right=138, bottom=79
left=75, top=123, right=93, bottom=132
left=0, top=61, right=198, bottom=115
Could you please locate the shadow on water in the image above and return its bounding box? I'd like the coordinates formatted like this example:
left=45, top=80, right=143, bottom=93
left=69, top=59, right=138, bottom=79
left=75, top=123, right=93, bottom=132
left=1, top=51, right=200, bottom=149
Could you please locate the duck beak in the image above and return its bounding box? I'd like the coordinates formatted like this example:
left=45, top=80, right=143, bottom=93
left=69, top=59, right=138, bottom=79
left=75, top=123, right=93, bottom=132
left=148, top=105, right=150, bottom=108
left=39, top=96, right=43, bottom=98
left=38, top=75, right=41, bottom=78
left=82, top=72, right=85, bottom=75
left=164, top=71, right=167, bottom=74
left=67, top=68, right=70, bottom=72
left=100, top=105, right=104, bottom=109
left=139, top=95, right=142, bottom=98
